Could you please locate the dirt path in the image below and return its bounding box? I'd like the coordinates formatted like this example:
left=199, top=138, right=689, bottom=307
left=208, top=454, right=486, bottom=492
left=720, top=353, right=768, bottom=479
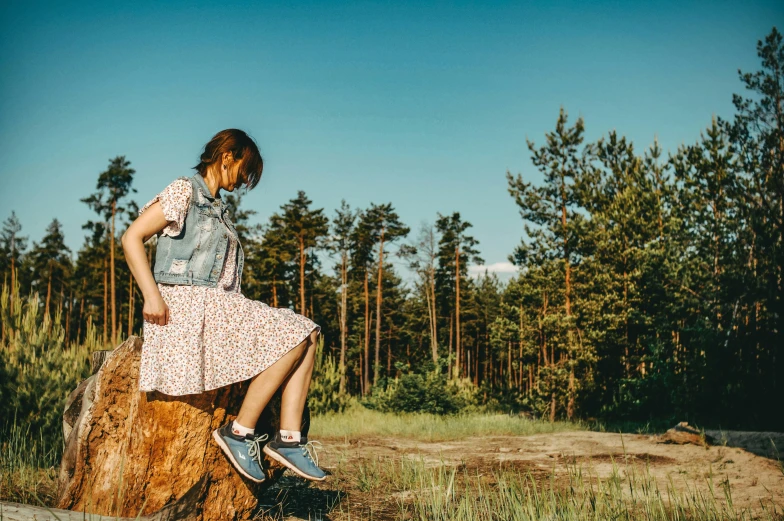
left=261, top=431, right=784, bottom=520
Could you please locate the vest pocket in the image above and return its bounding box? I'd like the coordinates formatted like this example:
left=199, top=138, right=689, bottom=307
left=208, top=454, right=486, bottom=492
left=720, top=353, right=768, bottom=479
left=199, top=216, right=215, bottom=232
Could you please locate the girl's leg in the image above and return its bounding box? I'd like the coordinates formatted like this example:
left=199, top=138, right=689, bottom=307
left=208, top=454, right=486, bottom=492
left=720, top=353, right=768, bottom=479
left=235, top=330, right=317, bottom=428
left=261, top=329, right=326, bottom=482
left=279, top=329, right=319, bottom=431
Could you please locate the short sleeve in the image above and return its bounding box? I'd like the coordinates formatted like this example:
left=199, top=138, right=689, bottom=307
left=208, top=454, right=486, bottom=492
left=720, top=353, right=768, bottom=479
left=139, top=178, right=192, bottom=237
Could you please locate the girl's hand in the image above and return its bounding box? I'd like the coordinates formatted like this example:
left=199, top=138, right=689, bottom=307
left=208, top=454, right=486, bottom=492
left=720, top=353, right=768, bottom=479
left=143, top=293, right=170, bottom=326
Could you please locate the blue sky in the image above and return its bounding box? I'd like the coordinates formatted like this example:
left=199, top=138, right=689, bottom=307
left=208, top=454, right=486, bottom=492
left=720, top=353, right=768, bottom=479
left=0, top=0, right=781, bottom=280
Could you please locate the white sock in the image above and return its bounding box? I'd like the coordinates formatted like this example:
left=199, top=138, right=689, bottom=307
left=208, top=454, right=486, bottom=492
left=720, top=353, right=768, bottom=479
left=232, top=420, right=254, bottom=437
left=280, top=429, right=301, bottom=443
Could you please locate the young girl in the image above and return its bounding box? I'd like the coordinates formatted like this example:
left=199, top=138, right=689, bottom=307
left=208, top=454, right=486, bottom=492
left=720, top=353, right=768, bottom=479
left=122, top=129, right=325, bottom=484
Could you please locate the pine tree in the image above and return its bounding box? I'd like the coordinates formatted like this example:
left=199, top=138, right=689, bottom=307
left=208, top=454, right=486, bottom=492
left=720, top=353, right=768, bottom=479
left=507, top=107, right=591, bottom=419
left=364, top=203, right=409, bottom=387
left=0, top=212, right=28, bottom=303
left=723, top=27, right=784, bottom=420
left=403, top=222, right=441, bottom=363
left=279, top=191, right=328, bottom=317
left=81, top=156, right=136, bottom=343
left=350, top=209, right=379, bottom=394
left=28, top=219, right=72, bottom=318
left=435, top=212, right=482, bottom=379
left=329, top=200, right=357, bottom=393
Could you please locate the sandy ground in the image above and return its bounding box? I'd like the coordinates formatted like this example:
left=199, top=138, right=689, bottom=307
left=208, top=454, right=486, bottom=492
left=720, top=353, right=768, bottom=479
left=259, top=430, right=784, bottom=520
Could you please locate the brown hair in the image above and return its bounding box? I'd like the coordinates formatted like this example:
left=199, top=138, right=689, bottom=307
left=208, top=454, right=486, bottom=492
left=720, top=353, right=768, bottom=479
left=193, top=129, right=263, bottom=189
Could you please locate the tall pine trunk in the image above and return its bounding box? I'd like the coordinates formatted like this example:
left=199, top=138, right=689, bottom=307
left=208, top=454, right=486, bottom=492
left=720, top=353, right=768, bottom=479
left=111, top=201, right=117, bottom=343
left=363, top=271, right=371, bottom=394
left=339, top=252, right=348, bottom=394
left=103, top=258, right=108, bottom=343
left=561, top=176, right=576, bottom=420
left=455, top=246, right=461, bottom=378
left=299, top=235, right=306, bottom=316
left=374, top=228, right=385, bottom=386
left=429, top=268, right=438, bottom=362
left=448, top=313, right=453, bottom=379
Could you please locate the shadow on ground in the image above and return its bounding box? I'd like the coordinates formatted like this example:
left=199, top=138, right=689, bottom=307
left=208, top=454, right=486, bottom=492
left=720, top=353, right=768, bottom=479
left=255, top=475, right=345, bottom=520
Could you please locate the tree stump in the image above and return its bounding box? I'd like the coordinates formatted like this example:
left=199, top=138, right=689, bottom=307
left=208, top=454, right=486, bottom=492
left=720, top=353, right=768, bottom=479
left=58, top=336, right=308, bottom=520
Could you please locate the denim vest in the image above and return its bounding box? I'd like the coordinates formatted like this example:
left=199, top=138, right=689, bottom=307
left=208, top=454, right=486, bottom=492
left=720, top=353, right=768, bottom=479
left=153, top=174, right=244, bottom=288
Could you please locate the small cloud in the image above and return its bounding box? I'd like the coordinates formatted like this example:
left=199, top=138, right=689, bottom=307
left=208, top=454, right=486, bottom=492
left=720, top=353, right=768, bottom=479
left=468, top=262, right=519, bottom=275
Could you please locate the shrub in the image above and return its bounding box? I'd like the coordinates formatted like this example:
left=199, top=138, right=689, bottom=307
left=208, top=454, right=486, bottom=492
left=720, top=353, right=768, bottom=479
left=363, top=370, right=478, bottom=415
left=308, top=336, right=350, bottom=415
left=0, top=283, right=101, bottom=447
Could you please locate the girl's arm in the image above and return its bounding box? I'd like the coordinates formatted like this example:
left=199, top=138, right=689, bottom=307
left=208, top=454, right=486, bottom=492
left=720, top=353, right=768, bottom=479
left=121, top=201, right=171, bottom=326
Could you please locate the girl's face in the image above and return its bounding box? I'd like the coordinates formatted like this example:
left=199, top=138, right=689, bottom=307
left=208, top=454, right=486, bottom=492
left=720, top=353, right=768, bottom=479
left=220, top=154, right=246, bottom=192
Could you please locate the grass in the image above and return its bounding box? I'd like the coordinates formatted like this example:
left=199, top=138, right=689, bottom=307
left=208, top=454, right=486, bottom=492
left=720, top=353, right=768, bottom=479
left=4, top=406, right=782, bottom=520
left=262, top=450, right=783, bottom=521
left=0, top=420, right=60, bottom=506
left=309, top=402, right=582, bottom=442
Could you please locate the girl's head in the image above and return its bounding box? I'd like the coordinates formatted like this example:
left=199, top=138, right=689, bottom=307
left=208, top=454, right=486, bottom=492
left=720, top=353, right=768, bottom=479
left=194, top=129, right=263, bottom=191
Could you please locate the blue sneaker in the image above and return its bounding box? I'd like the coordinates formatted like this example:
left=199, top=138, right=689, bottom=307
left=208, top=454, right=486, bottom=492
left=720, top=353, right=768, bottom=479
left=212, top=422, right=268, bottom=483
left=263, top=433, right=327, bottom=481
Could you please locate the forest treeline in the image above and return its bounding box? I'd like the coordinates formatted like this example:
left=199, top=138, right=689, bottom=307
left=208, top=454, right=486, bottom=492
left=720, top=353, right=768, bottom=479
left=1, top=28, right=782, bottom=429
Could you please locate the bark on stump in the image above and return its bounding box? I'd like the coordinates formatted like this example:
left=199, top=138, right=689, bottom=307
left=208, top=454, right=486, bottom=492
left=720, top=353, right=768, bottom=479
left=58, top=335, right=309, bottom=520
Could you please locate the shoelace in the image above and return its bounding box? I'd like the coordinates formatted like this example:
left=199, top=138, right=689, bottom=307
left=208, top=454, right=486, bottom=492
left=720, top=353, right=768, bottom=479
left=301, top=440, right=323, bottom=466
left=246, top=433, right=269, bottom=466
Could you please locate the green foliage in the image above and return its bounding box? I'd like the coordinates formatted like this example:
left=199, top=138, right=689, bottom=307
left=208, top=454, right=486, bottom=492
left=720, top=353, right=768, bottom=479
left=0, top=281, right=102, bottom=447
left=308, top=335, right=351, bottom=415
left=310, top=406, right=578, bottom=440
left=362, top=370, right=479, bottom=415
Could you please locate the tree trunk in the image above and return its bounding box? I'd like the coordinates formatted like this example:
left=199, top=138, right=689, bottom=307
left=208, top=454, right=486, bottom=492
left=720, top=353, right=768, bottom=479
left=111, top=200, right=117, bottom=343
left=272, top=275, right=278, bottom=308
left=519, top=302, right=524, bottom=390
left=58, top=336, right=298, bottom=520
left=448, top=312, right=453, bottom=379
left=363, top=271, right=370, bottom=394
left=339, top=252, right=348, bottom=394
left=359, top=350, right=364, bottom=396
left=426, top=271, right=438, bottom=363
left=507, top=341, right=512, bottom=388
left=299, top=235, right=306, bottom=316
left=103, top=258, right=108, bottom=344
left=374, top=228, right=385, bottom=386
left=561, top=177, right=576, bottom=420
left=455, top=246, right=461, bottom=378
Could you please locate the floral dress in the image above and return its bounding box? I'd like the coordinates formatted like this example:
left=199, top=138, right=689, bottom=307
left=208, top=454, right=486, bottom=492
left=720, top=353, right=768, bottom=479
left=137, top=178, right=320, bottom=396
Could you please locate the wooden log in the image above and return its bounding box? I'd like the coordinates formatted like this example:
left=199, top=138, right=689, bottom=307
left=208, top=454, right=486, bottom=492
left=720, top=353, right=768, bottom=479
left=58, top=336, right=308, bottom=520
left=0, top=501, right=139, bottom=521
left=3, top=476, right=207, bottom=521
left=657, top=421, right=714, bottom=446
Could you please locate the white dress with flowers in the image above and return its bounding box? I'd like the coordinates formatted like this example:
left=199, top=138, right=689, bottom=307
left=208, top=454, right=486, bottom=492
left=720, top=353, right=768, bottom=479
left=137, top=178, right=319, bottom=396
